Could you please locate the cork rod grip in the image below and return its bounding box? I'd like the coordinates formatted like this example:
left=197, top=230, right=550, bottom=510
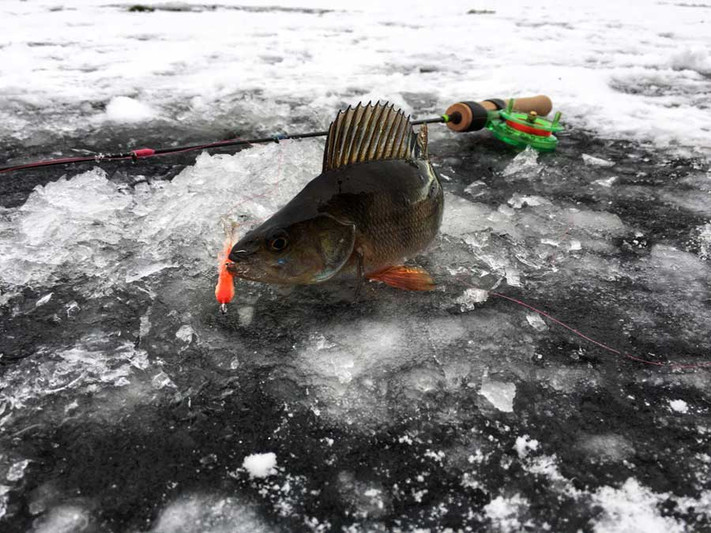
left=501, top=95, right=552, bottom=116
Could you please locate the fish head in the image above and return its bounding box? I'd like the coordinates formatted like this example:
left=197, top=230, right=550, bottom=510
left=226, top=213, right=356, bottom=285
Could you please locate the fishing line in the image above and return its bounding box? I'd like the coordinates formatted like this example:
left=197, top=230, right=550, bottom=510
left=470, top=286, right=711, bottom=370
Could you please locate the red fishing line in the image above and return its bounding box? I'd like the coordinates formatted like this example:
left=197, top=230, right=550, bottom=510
left=484, top=290, right=711, bottom=370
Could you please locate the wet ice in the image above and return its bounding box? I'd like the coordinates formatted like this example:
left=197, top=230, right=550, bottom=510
left=1, top=134, right=710, bottom=529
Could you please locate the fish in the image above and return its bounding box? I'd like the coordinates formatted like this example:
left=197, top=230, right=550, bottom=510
left=226, top=101, right=444, bottom=291
left=215, top=237, right=235, bottom=313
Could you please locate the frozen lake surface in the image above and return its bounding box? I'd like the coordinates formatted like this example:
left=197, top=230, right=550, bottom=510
left=1, top=1, right=710, bottom=531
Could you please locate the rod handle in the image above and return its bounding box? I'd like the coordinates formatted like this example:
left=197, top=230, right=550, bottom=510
left=445, top=95, right=553, bottom=132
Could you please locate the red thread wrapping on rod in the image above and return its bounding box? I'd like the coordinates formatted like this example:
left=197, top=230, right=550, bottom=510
left=131, top=148, right=156, bottom=158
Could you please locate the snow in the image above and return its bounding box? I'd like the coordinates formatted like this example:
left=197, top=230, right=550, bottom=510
left=105, top=96, right=157, bottom=123
left=669, top=399, right=689, bottom=414
left=514, top=436, right=539, bottom=459
left=1, top=0, right=710, bottom=154
left=485, top=494, right=530, bottom=532
left=242, top=452, right=277, bottom=478
left=590, top=478, right=685, bottom=533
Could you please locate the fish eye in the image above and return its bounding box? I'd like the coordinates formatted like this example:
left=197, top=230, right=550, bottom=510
left=268, top=235, right=289, bottom=252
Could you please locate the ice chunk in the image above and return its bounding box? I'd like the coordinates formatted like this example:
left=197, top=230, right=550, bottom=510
left=6, top=459, right=29, bottom=482
left=525, top=313, right=548, bottom=332
left=507, top=194, right=550, bottom=209
left=669, top=400, right=689, bottom=414
left=0, top=340, right=151, bottom=426
left=175, top=325, right=195, bottom=344
left=455, top=288, right=490, bottom=311
left=35, top=293, right=53, bottom=307
left=464, top=180, right=489, bottom=198
left=105, top=96, right=156, bottom=123
left=480, top=378, right=516, bottom=413
left=582, top=154, right=615, bottom=167
left=502, top=146, right=539, bottom=178
left=242, top=453, right=277, bottom=478
left=593, top=177, right=618, bottom=187
left=151, top=371, right=176, bottom=390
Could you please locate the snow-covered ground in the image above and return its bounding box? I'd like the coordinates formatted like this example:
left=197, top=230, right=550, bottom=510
left=1, top=1, right=710, bottom=532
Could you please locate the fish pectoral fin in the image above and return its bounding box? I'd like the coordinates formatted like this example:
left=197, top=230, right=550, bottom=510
left=366, top=266, right=435, bottom=291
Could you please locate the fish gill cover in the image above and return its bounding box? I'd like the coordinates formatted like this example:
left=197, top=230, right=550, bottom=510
left=0, top=0, right=710, bottom=532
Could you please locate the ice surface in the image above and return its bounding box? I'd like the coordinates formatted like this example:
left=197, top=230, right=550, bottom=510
left=31, top=505, right=90, bottom=533
left=577, top=434, right=634, bottom=463
left=1, top=1, right=710, bottom=531
left=1, top=135, right=709, bottom=530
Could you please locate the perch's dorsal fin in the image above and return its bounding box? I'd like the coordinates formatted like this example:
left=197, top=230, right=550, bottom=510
left=322, top=102, right=421, bottom=172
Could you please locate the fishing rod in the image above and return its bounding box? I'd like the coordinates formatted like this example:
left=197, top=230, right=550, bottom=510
left=0, top=94, right=563, bottom=175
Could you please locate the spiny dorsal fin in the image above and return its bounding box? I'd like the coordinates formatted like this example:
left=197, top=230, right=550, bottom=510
left=322, top=102, right=423, bottom=172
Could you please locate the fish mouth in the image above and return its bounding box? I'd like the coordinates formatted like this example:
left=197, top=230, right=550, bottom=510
left=225, top=259, right=265, bottom=282
left=225, top=261, right=242, bottom=276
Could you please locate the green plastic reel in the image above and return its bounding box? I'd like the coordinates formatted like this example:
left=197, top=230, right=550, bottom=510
left=487, top=102, right=563, bottom=152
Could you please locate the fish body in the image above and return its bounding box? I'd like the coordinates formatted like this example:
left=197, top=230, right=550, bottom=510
left=227, top=102, right=443, bottom=290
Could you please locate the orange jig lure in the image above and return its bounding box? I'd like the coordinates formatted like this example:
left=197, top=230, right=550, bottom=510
left=215, top=238, right=235, bottom=314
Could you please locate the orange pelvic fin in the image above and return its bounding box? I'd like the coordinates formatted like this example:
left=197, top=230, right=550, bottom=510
left=366, top=266, right=435, bottom=291
left=215, top=238, right=235, bottom=313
